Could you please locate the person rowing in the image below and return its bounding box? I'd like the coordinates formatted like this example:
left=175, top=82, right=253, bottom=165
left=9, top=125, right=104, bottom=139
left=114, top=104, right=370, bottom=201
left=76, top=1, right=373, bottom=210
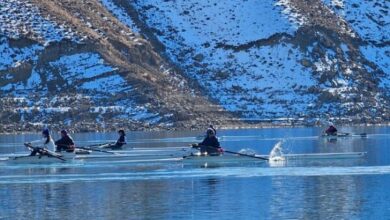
left=192, top=128, right=223, bottom=155
left=209, top=124, right=217, bottom=136
left=55, top=130, right=75, bottom=152
left=26, top=128, right=56, bottom=156
left=325, top=122, right=338, bottom=136
left=101, top=129, right=127, bottom=149
left=113, top=129, right=127, bottom=148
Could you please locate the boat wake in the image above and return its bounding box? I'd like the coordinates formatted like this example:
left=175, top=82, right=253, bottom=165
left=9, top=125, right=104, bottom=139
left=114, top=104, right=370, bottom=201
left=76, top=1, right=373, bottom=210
left=0, top=165, right=390, bottom=184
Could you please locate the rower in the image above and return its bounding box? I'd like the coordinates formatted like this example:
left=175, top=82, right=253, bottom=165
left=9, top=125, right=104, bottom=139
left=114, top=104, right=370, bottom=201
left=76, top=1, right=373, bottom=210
left=209, top=124, right=217, bottom=136
left=325, top=123, right=338, bottom=136
left=55, top=130, right=75, bottom=152
left=105, top=129, right=127, bottom=149
left=192, top=128, right=222, bottom=155
left=26, top=129, right=56, bottom=155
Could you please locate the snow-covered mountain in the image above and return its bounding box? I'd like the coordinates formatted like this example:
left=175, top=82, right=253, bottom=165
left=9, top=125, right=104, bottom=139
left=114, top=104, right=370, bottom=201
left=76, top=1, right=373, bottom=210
left=0, top=0, right=389, bottom=132
left=0, top=0, right=232, bottom=132
left=120, top=0, right=389, bottom=122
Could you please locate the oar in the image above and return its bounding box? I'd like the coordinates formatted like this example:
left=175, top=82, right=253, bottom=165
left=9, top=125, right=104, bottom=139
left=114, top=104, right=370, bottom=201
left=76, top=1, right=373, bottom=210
left=57, top=142, right=118, bottom=154
left=88, top=142, right=115, bottom=148
left=336, top=132, right=350, bottom=137
left=24, top=143, right=34, bottom=151
left=194, top=144, right=269, bottom=161
left=24, top=143, right=66, bottom=162
left=44, top=149, right=66, bottom=161
left=76, top=146, right=116, bottom=154
left=358, top=133, right=367, bottom=137
left=57, top=143, right=110, bottom=150
left=223, top=149, right=269, bottom=161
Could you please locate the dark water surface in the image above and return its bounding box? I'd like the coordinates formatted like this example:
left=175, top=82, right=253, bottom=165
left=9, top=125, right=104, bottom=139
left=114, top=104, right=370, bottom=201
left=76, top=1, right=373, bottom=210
left=1, top=126, right=390, bottom=219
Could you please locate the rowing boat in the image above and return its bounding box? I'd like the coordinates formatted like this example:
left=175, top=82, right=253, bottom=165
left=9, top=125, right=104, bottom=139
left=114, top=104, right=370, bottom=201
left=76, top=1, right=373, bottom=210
left=1, top=146, right=192, bottom=164
left=7, top=154, right=184, bottom=164
left=5, top=152, right=186, bottom=164
left=320, top=133, right=367, bottom=138
left=2, top=150, right=367, bottom=165
left=182, top=152, right=366, bottom=164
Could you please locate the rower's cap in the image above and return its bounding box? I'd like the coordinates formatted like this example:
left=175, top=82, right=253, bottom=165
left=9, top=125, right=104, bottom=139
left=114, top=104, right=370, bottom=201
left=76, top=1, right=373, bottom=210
left=42, top=128, right=49, bottom=135
left=118, top=129, right=125, bottom=135
left=61, top=130, right=68, bottom=135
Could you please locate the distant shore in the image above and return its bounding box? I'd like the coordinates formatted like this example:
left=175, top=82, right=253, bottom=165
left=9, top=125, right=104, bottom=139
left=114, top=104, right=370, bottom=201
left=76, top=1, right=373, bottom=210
left=1, top=120, right=389, bottom=135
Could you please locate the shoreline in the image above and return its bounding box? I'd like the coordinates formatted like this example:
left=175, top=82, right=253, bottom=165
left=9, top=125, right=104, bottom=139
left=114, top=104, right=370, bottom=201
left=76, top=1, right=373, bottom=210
left=1, top=122, right=389, bottom=135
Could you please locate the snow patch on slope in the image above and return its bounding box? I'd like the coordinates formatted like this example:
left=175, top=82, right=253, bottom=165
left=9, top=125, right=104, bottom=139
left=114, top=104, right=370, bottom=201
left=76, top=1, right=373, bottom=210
left=324, top=0, right=390, bottom=97
left=360, top=46, right=390, bottom=74
left=140, top=0, right=295, bottom=45
left=81, top=74, right=131, bottom=93
left=100, top=0, right=140, bottom=33
left=360, top=45, right=390, bottom=91
left=323, top=0, right=389, bottom=43
left=1, top=52, right=117, bottom=93
left=25, top=69, right=41, bottom=89
left=0, top=0, right=79, bottom=43
left=213, top=44, right=317, bottom=117
left=49, top=53, right=116, bottom=83
left=0, top=37, right=43, bottom=71
left=276, top=0, right=308, bottom=27
left=90, top=104, right=161, bottom=123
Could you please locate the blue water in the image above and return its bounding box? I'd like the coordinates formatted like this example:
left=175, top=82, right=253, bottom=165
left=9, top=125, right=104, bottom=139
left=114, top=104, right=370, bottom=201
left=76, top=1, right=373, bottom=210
left=1, top=126, right=390, bottom=219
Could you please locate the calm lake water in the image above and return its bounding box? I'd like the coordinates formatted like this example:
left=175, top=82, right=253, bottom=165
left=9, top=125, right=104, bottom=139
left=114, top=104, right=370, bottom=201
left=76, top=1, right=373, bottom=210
left=1, top=126, right=390, bottom=219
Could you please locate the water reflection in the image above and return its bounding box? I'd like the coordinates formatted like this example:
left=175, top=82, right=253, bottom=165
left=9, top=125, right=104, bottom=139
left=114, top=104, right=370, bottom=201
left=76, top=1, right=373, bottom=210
left=268, top=175, right=364, bottom=219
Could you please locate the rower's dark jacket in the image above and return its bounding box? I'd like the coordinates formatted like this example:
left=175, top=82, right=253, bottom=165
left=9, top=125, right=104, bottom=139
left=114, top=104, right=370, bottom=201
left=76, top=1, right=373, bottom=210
left=198, top=136, right=220, bottom=154
left=114, top=135, right=126, bottom=148
left=55, top=135, right=75, bottom=151
left=326, top=126, right=337, bottom=135
left=199, top=136, right=220, bottom=148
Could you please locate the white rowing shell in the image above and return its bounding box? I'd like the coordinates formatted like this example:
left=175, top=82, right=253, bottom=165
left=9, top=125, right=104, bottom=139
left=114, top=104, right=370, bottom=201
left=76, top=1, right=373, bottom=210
left=3, top=152, right=366, bottom=164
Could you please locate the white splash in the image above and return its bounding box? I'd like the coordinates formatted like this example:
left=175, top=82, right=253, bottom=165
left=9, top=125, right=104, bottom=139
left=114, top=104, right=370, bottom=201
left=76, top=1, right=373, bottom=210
left=269, top=140, right=286, bottom=164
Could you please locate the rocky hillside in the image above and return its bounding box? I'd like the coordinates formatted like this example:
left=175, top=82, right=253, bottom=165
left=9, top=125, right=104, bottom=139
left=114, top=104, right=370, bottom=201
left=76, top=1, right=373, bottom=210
left=0, top=0, right=236, bottom=132
left=0, top=0, right=389, bottom=132
left=121, top=0, right=389, bottom=122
